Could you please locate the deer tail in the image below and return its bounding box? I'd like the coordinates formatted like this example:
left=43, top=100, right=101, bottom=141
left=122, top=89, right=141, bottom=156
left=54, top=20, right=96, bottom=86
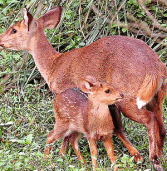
left=136, top=73, right=164, bottom=109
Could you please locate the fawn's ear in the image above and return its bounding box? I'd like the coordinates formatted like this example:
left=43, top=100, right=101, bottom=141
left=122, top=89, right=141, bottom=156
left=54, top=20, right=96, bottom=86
left=85, top=75, right=97, bottom=85
left=38, top=6, right=62, bottom=29
left=23, top=8, right=34, bottom=31
left=79, top=76, right=98, bottom=93
left=79, top=80, right=93, bottom=93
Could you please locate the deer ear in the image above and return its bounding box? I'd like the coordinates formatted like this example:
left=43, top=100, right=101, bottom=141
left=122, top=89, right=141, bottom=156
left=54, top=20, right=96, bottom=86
left=38, top=6, right=62, bottom=29
left=79, top=80, right=93, bottom=93
left=85, top=75, right=97, bottom=85
left=23, top=8, right=34, bottom=30
left=79, top=76, right=98, bottom=93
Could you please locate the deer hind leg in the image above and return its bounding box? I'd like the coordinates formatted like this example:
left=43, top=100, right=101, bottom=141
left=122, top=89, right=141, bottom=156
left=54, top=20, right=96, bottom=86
left=69, top=132, right=85, bottom=164
left=146, top=89, right=166, bottom=158
left=109, top=105, right=143, bottom=163
left=102, top=136, right=117, bottom=171
left=59, top=136, right=70, bottom=156
left=44, top=120, right=69, bottom=155
left=117, top=99, right=163, bottom=170
left=155, top=113, right=166, bottom=158
left=59, top=132, right=85, bottom=163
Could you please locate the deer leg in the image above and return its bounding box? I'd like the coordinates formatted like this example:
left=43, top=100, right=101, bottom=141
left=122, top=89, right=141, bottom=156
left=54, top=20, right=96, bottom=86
left=102, top=136, right=117, bottom=171
left=109, top=105, right=143, bottom=163
left=59, top=132, right=85, bottom=163
left=146, top=90, right=166, bottom=157
left=87, top=137, right=98, bottom=168
left=44, top=120, right=69, bottom=155
left=155, top=113, right=166, bottom=157
left=155, top=87, right=166, bottom=158
left=69, top=132, right=85, bottom=164
left=117, top=98, right=163, bottom=171
left=59, top=136, right=70, bottom=156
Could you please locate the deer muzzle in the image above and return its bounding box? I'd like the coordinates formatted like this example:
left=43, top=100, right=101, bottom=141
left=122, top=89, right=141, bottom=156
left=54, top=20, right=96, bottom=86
left=115, top=93, right=124, bottom=101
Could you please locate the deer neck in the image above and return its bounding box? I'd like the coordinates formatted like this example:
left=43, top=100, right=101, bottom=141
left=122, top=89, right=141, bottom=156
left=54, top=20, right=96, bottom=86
left=87, top=100, right=111, bottom=135
left=28, top=30, right=61, bottom=84
left=89, top=100, right=109, bottom=118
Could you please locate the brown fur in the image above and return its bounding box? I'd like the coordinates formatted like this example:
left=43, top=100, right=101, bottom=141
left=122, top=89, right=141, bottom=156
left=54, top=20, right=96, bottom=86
left=0, top=7, right=166, bottom=170
left=137, top=73, right=163, bottom=104
left=44, top=78, right=124, bottom=169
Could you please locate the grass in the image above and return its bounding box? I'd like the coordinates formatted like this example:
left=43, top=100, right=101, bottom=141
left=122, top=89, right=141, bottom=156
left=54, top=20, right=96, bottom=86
left=0, top=82, right=167, bottom=170
left=0, top=0, right=167, bottom=170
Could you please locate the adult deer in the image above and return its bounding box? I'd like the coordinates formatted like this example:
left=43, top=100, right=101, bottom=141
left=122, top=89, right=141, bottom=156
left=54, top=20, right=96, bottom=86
left=0, top=6, right=166, bottom=170
left=45, top=76, right=125, bottom=170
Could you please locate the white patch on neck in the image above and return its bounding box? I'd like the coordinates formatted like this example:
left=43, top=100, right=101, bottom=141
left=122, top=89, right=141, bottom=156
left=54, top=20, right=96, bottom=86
left=136, top=97, right=147, bottom=109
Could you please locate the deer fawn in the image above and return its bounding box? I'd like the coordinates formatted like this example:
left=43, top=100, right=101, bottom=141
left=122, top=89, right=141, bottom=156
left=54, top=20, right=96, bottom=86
left=44, top=76, right=124, bottom=169
left=0, top=6, right=166, bottom=170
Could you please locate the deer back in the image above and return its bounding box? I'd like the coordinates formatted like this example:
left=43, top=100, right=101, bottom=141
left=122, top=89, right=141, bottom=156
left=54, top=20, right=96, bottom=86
left=50, top=36, right=166, bottom=100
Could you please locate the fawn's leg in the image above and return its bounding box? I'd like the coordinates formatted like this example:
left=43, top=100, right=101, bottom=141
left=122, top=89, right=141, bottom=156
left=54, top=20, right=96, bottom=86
left=69, top=132, right=85, bottom=164
left=59, top=132, right=85, bottom=163
left=59, top=136, right=70, bottom=156
left=103, top=136, right=117, bottom=171
left=87, top=137, right=98, bottom=168
left=44, top=120, right=69, bottom=155
left=109, top=105, right=143, bottom=163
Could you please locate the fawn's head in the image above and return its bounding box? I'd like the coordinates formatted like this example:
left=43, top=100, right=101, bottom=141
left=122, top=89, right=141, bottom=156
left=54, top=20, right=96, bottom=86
left=79, top=76, right=124, bottom=105
left=0, top=6, right=62, bottom=51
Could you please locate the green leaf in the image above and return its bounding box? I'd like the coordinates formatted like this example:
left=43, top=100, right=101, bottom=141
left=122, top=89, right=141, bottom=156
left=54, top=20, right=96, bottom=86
left=122, top=27, right=127, bottom=33
left=25, top=134, right=33, bottom=144
left=0, top=0, right=5, bottom=4
left=161, top=24, right=167, bottom=27
left=0, top=160, right=6, bottom=166
left=137, top=14, right=142, bottom=18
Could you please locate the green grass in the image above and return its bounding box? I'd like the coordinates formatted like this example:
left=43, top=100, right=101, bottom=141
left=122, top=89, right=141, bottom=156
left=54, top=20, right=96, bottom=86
left=0, top=0, right=167, bottom=170
left=0, top=82, right=167, bottom=170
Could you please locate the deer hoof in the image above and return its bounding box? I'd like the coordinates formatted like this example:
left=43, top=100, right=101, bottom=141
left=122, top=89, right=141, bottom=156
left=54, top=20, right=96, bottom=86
left=153, top=160, right=164, bottom=171
left=134, top=153, right=144, bottom=164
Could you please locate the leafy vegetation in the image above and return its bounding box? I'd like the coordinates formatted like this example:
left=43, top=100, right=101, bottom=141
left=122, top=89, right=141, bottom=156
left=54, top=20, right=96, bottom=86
left=0, top=0, right=167, bottom=170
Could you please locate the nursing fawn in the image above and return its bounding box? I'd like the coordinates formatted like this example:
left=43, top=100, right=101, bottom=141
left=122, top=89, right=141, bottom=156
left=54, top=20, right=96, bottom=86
left=44, top=76, right=124, bottom=169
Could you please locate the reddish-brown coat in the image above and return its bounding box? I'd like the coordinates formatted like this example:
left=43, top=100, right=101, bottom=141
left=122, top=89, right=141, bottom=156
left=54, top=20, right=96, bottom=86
left=45, top=77, right=125, bottom=169
left=0, top=6, right=166, bottom=170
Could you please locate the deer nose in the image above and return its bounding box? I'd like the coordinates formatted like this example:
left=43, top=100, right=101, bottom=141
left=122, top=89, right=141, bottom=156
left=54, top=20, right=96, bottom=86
left=120, top=94, right=124, bottom=99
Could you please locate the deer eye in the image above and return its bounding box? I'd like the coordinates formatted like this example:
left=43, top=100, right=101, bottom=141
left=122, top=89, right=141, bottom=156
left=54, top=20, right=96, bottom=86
left=11, top=28, right=17, bottom=34
left=105, top=89, right=111, bottom=93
